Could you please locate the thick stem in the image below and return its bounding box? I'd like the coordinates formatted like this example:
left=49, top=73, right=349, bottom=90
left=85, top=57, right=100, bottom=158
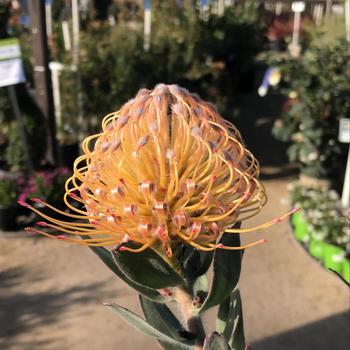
left=174, top=286, right=206, bottom=350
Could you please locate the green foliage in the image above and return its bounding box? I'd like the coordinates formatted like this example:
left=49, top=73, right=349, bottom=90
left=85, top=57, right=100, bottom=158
left=271, top=39, right=350, bottom=180
left=88, top=244, right=164, bottom=302
left=112, top=241, right=185, bottom=289
left=105, top=303, right=193, bottom=350
left=0, top=174, right=20, bottom=208
left=200, top=231, right=241, bottom=312
left=139, top=295, right=195, bottom=349
left=290, top=183, right=350, bottom=256
left=72, top=0, right=264, bottom=132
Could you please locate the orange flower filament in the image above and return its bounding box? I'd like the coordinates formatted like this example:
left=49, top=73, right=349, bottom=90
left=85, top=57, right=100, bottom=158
left=23, top=84, right=298, bottom=257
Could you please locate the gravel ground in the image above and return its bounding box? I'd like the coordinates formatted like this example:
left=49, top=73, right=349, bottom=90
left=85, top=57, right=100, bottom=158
left=0, top=179, right=349, bottom=350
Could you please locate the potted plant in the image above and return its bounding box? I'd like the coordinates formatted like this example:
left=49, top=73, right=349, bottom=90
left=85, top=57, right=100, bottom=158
left=271, top=39, right=350, bottom=187
left=0, top=172, right=23, bottom=230
left=290, top=183, right=350, bottom=281
left=19, top=167, right=71, bottom=222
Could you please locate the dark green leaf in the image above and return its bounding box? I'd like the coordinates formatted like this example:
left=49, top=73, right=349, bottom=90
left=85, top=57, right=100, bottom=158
left=139, top=295, right=195, bottom=350
left=88, top=245, right=163, bottom=302
left=112, top=242, right=185, bottom=289
left=183, top=246, right=214, bottom=280
left=105, top=303, right=193, bottom=350
left=203, top=332, right=231, bottom=350
left=200, top=233, right=242, bottom=312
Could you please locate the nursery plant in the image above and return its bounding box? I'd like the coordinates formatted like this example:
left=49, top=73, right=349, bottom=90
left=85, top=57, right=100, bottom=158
left=0, top=172, right=24, bottom=230
left=271, top=39, right=350, bottom=182
left=21, top=85, right=296, bottom=349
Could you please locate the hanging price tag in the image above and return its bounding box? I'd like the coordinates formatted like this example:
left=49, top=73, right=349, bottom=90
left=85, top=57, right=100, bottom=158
left=292, top=1, right=305, bottom=12
left=144, top=0, right=151, bottom=51
left=0, top=38, right=25, bottom=87
left=339, top=118, right=350, bottom=144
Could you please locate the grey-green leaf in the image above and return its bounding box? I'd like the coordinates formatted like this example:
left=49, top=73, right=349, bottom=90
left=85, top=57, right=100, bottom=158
left=105, top=303, right=193, bottom=350
left=88, top=245, right=163, bottom=302
left=216, top=289, right=245, bottom=348
left=112, top=242, right=185, bottom=289
left=200, top=233, right=242, bottom=312
left=228, top=290, right=245, bottom=350
left=139, top=295, right=195, bottom=350
left=203, top=332, right=231, bottom=350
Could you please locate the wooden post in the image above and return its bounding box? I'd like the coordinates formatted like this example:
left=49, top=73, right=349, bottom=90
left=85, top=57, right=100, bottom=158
left=28, top=0, right=58, bottom=165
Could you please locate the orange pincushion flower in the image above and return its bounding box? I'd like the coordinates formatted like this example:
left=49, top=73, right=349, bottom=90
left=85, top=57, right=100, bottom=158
left=23, top=84, right=298, bottom=257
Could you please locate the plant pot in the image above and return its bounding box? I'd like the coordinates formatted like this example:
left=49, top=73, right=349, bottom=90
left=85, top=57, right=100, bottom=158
left=58, top=142, right=79, bottom=168
left=291, top=211, right=303, bottom=227
left=342, top=259, right=350, bottom=284
left=294, top=219, right=309, bottom=242
left=323, top=244, right=345, bottom=274
left=0, top=206, right=20, bottom=231
left=308, top=239, right=326, bottom=260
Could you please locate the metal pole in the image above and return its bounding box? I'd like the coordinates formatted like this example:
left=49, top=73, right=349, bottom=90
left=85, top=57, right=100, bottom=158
left=292, top=10, right=301, bottom=47
left=345, top=0, right=350, bottom=43
left=72, top=0, right=84, bottom=137
left=28, top=0, right=58, bottom=165
left=341, top=146, right=350, bottom=208
left=8, top=85, right=34, bottom=173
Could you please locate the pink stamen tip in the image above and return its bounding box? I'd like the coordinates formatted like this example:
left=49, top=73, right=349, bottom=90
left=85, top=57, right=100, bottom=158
left=17, top=200, right=30, bottom=208
left=291, top=207, right=301, bottom=214
left=262, top=239, right=268, bottom=244
left=68, top=193, right=80, bottom=200
left=212, top=175, right=217, bottom=181
left=273, top=217, right=282, bottom=224
left=119, top=246, right=127, bottom=252
left=217, top=243, right=224, bottom=248
left=57, top=235, right=66, bottom=240
left=31, top=197, right=43, bottom=203
left=36, top=221, right=48, bottom=227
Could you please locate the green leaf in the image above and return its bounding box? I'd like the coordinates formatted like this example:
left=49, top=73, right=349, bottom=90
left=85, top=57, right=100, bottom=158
left=216, top=289, right=245, bottom=350
left=200, top=232, right=242, bottom=312
left=229, top=290, right=245, bottom=350
left=112, top=242, right=185, bottom=289
left=203, top=332, right=231, bottom=350
left=88, top=245, right=163, bottom=302
left=105, top=303, right=193, bottom=350
left=216, top=297, right=230, bottom=334
left=139, top=295, right=195, bottom=350
left=183, top=246, right=214, bottom=280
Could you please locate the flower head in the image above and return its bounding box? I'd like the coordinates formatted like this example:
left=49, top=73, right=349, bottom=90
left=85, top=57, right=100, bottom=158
left=23, top=84, right=297, bottom=257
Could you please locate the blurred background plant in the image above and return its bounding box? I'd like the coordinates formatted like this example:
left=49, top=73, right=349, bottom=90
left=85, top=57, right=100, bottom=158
left=271, top=39, right=350, bottom=183
left=18, top=167, right=70, bottom=206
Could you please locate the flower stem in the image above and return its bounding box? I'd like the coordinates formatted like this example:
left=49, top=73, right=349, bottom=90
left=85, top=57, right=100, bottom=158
left=174, top=286, right=205, bottom=350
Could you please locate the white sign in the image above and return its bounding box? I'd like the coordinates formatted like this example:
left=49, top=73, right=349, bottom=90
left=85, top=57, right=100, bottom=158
left=292, top=1, right=305, bottom=12
left=0, top=38, right=25, bottom=87
left=339, top=118, right=350, bottom=143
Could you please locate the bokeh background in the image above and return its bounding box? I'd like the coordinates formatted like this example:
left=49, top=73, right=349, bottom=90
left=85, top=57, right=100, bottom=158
left=0, top=1, right=349, bottom=349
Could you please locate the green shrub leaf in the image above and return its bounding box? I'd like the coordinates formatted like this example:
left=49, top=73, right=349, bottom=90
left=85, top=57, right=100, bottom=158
left=139, top=295, right=195, bottom=349
left=105, top=303, right=193, bottom=350
left=200, top=232, right=241, bottom=312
